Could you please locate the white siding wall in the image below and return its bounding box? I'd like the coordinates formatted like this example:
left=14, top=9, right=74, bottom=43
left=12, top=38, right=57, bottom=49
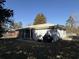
left=33, top=29, right=67, bottom=41
left=57, top=29, right=66, bottom=39
left=33, top=29, right=49, bottom=40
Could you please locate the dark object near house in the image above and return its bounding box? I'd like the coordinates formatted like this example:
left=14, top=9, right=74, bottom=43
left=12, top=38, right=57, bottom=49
left=43, top=34, right=53, bottom=42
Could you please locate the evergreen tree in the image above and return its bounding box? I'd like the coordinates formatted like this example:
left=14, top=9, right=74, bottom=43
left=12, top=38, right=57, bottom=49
left=33, top=13, right=47, bottom=25
left=0, top=0, right=13, bottom=37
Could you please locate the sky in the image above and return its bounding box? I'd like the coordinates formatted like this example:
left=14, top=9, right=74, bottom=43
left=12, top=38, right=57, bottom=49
left=5, top=0, right=79, bottom=27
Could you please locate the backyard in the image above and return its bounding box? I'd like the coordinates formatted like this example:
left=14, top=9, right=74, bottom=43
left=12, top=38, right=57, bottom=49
left=0, top=39, right=79, bottom=59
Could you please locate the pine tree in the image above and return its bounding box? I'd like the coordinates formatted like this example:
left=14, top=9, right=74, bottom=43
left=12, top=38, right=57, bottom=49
left=33, top=13, right=47, bottom=25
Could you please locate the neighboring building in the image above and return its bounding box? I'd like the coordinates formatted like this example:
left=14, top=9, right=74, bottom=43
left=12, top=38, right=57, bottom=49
left=2, top=29, right=19, bottom=39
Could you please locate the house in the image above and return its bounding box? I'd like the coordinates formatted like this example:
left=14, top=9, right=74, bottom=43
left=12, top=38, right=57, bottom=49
left=1, top=23, right=67, bottom=42
left=14, top=23, right=54, bottom=40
